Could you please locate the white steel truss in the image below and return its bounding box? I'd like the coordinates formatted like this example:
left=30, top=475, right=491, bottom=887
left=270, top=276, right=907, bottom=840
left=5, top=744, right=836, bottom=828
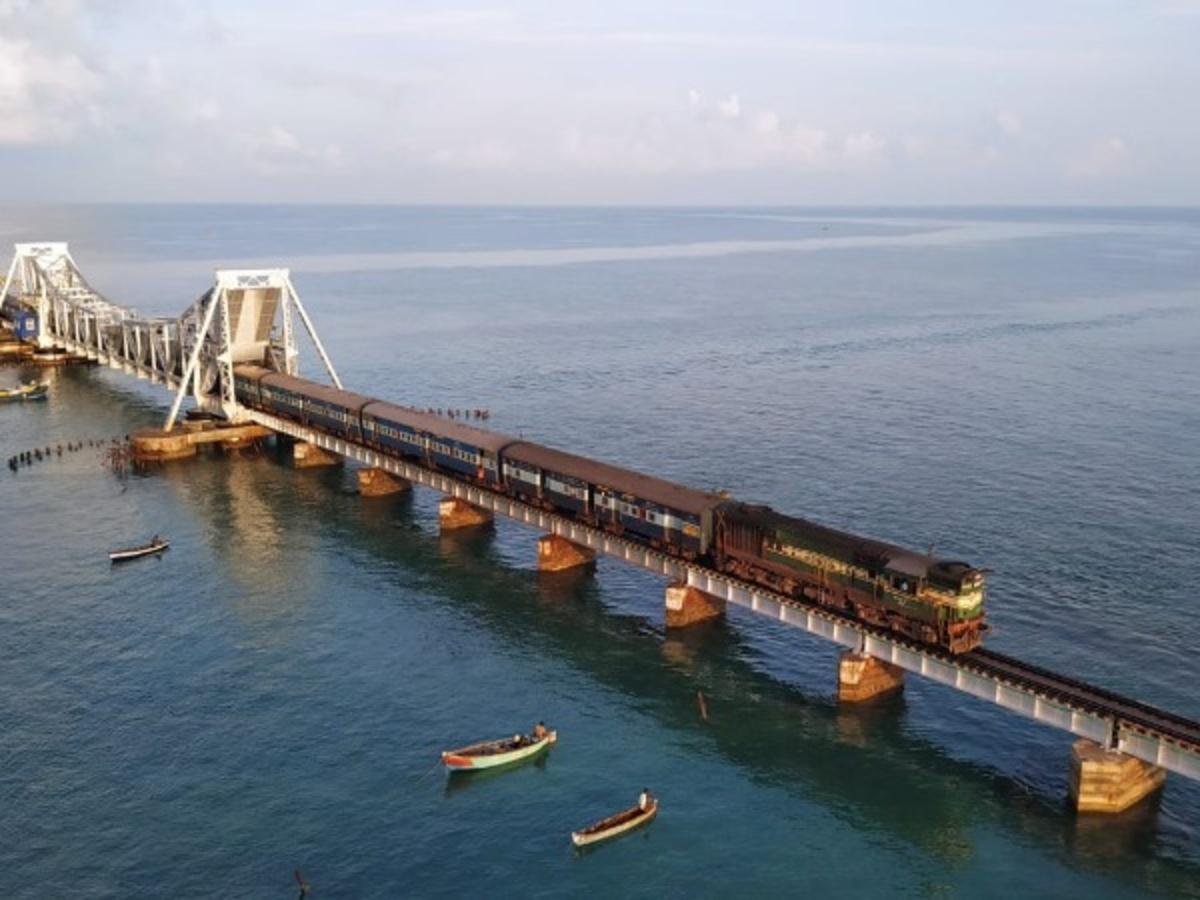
left=0, top=243, right=340, bottom=431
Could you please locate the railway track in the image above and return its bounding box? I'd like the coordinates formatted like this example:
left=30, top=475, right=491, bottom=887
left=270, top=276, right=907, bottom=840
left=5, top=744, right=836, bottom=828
left=686, top=565, right=1200, bottom=754
left=740, top=580, right=1200, bottom=752
left=257, top=407, right=1200, bottom=768
left=963, top=648, right=1200, bottom=749
left=705, top=566, right=1200, bottom=753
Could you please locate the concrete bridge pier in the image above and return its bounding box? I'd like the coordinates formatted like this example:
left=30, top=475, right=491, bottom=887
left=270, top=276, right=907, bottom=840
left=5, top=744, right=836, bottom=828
left=131, top=423, right=272, bottom=462
left=838, top=651, right=905, bottom=703
left=439, top=497, right=493, bottom=531
left=1069, top=739, right=1166, bottom=813
left=220, top=431, right=263, bottom=454
left=293, top=441, right=339, bottom=468
left=130, top=430, right=198, bottom=462
left=0, top=331, right=32, bottom=360
left=357, top=467, right=411, bottom=497
left=537, top=534, right=596, bottom=573
left=665, top=582, right=726, bottom=628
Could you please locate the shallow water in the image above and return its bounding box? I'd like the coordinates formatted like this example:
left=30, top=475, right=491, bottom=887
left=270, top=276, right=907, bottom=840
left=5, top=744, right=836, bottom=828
left=1, top=206, right=1198, bottom=898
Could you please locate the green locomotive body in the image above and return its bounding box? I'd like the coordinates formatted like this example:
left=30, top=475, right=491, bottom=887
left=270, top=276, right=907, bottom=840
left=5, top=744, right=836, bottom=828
left=714, top=502, right=986, bottom=653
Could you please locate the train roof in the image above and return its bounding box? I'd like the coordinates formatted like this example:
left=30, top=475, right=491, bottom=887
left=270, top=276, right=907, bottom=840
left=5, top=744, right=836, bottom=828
left=363, top=400, right=519, bottom=454
left=236, top=364, right=375, bottom=411
left=504, top=440, right=720, bottom=515
left=724, top=502, right=975, bottom=581
left=260, top=369, right=378, bottom=412
left=237, top=365, right=514, bottom=451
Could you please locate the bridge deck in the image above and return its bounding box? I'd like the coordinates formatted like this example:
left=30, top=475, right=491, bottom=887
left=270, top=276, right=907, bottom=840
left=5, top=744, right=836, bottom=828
left=250, top=408, right=1200, bottom=783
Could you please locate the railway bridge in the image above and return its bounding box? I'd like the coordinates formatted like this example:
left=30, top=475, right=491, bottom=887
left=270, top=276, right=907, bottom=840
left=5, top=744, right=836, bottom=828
left=3, top=241, right=1198, bottom=816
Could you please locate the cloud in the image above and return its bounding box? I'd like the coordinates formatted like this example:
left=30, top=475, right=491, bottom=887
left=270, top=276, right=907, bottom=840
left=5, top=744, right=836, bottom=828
left=900, top=134, right=933, bottom=159
left=273, top=63, right=439, bottom=106
left=486, top=28, right=1011, bottom=67
left=0, top=2, right=1187, bottom=203
left=429, top=140, right=514, bottom=171
left=547, top=93, right=896, bottom=177
left=1153, top=0, right=1200, bottom=14
left=1067, top=137, right=1129, bottom=178
left=244, top=126, right=345, bottom=176
left=716, top=93, right=741, bottom=119
left=278, top=7, right=515, bottom=41
left=995, top=110, right=1023, bottom=137
left=843, top=131, right=888, bottom=168
left=0, top=4, right=103, bottom=144
left=188, top=98, right=222, bottom=124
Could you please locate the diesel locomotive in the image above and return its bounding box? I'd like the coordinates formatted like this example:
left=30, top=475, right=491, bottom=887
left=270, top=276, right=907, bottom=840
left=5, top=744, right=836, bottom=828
left=233, top=364, right=987, bottom=653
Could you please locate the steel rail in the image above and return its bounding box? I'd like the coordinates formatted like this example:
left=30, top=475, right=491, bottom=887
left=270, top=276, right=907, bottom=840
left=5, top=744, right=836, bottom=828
left=963, top=649, right=1200, bottom=747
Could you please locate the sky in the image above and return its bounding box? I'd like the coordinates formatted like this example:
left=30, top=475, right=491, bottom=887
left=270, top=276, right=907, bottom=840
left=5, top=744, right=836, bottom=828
left=1, top=0, right=1198, bottom=205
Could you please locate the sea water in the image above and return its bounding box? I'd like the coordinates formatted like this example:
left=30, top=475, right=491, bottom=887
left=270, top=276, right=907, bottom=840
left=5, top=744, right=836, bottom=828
left=0, top=205, right=1197, bottom=897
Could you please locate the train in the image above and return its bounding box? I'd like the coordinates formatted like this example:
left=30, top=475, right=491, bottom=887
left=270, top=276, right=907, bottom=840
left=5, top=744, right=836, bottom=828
left=233, top=364, right=987, bottom=653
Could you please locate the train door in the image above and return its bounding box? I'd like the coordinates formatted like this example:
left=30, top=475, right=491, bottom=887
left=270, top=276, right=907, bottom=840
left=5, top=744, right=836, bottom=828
left=595, top=486, right=616, bottom=527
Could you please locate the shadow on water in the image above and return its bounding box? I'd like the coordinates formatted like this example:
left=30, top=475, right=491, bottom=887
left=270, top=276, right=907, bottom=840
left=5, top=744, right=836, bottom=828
left=571, top=823, right=658, bottom=859
left=138, top=432, right=1200, bottom=894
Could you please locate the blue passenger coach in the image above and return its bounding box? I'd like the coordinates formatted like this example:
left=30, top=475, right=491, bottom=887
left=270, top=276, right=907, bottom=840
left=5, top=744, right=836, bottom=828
left=295, top=381, right=374, bottom=443
left=500, top=441, right=718, bottom=559
left=232, top=364, right=719, bottom=559
left=233, top=365, right=373, bottom=441
left=361, top=401, right=514, bottom=487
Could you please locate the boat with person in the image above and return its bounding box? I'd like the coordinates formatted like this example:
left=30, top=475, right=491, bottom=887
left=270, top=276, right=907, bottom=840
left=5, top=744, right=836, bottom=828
left=109, top=536, right=170, bottom=563
left=0, top=381, right=48, bottom=402
left=571, top=792, right=658, bottom=848
left=441, top=725, right=557, bottom=772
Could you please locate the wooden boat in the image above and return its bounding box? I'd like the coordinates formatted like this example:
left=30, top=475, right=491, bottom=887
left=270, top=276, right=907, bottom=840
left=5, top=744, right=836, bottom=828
left=109, top=538, right=170, bottom=563
left=0, top=381, right=48, bottom=402
left=571, top=798, right=658, bottom=848
left=441, top=729, right=557, bottom=772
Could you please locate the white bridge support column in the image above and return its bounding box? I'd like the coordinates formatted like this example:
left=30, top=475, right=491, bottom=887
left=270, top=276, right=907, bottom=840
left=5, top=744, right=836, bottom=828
left=165, top=287, right=221, bottom=432
left=39, top=278, right=51, bottom=348
left=0, top=253, right=17, bottom=317
left=286, top=275, right=341, bottom=389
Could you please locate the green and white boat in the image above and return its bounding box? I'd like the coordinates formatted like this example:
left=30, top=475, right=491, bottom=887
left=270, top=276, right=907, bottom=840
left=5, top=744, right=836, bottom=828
left=441, top=729, right=557, bottom=772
